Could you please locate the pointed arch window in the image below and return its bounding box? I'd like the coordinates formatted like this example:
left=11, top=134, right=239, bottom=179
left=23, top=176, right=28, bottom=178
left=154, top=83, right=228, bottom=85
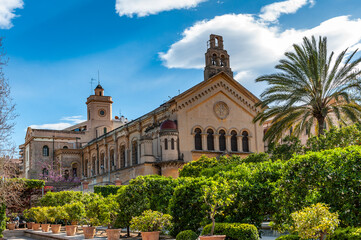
left=207, top=129, right=215, bottom=151
left=231, top=130, right=238, bottom=152
left=194, top=128, right=202, bottom=150
left=171, top=138, right=175, bottom=150
left=242, top=131, right=249, bottom=152
left=219, top=130, right=226, bottom=151
left=164, top=139, right=168, bottom=150
left=42, top=145, right=49, bottom=156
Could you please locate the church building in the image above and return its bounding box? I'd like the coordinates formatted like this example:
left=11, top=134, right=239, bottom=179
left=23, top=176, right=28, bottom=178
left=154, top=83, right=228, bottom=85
left=19, top=35, right=265, bottom=186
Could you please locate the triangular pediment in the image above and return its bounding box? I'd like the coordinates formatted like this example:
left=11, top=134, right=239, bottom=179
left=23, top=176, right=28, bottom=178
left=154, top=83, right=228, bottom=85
left=172, top=72, right=261, bottom=115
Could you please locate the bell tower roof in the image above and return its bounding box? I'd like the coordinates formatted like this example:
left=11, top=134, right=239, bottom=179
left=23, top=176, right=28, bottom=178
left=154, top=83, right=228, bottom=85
left=204, top=34, right=233, bottom=81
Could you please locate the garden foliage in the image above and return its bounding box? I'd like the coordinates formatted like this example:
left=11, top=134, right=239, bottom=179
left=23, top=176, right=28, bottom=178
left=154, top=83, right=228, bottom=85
left=0, top=204, right=6, bottom=238
left=290, top=203, right=339, bottom=239
left=130, top=210, right=172, bottom=232
left=94, top=185, right=121, bottom=197
left=116, top=175, right=177, bottom=228
left=176, top=230, right=198, bottom=240
left=202, top=223, right=259, bottom=240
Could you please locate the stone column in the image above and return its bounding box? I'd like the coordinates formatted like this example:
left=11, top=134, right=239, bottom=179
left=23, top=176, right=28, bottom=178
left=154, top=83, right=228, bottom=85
left=214, top=134, right=220, bottom=151
left=201, top=133, right=207, bottom=151
left=226, top=134, right=231, bottom=152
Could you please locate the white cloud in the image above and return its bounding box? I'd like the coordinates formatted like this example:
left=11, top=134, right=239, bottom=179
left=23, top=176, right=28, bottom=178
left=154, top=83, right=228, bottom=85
left=259, top=0, right=314, bottom=22
left=0, top=0, right=23, bottom=29
left=29, top=123, right=73, bottom=130
left=115, top=0, right=207, bottom=17
left=160, top=15, right=361, bottom=86
left=60, top=115, right=85, bottom=124
left=29, top=115, right=86, bottom=131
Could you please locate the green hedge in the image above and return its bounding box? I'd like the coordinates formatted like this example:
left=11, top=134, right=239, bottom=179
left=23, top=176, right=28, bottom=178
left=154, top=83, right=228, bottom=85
left=176, top=230, right=198, bottom=240
left=94, top=185, right=121, bottom=197
left=40, top=191, right=84, bottom=206
left=8, top=178, right=45, bottom=189
left=328, top=227, right=361, bottom=240
left=0, top=204, right=6, bottom=238
left=201, top=223, right=259, bottom=240
left=275, top=235, right=300, bottom=240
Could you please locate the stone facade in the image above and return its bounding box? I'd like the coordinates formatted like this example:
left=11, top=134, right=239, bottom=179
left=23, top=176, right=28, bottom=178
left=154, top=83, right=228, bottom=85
left=20, top=34, right=265, bottom=186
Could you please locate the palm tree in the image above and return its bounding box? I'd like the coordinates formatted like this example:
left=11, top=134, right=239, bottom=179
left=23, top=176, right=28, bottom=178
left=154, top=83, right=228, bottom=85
left=254, top=36, right=361, bottom=142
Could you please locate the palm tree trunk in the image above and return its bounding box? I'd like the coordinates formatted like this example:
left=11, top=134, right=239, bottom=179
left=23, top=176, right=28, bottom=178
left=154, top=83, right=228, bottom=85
left=317, top=117, right=325, bottom=136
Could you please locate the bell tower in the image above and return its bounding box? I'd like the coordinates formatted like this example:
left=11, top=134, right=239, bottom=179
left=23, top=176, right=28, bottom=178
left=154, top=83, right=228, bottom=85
left=204, top=34, right=233, bottom=80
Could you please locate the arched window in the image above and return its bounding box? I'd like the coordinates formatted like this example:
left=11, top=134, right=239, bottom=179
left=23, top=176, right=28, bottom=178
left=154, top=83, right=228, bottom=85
left=42, top=168, right=48, bottom=178
left=220, top=55, right=226, bottom=67
left=132, top=141, right=138, bottom=165
left=207, top=129, right=214, bottom=151
left=42, top=145, right=49, bottom=156
left=231, top=130, right=238, bottom=152
left=104, top=127, right=107, bottom=134
left=171, top=138, right=175, bottom=150
left=164, top=139, right=168, bottom=150
left=72, top=163, right=78, bottom=177
left=242, top=131, right=249, bottom=152
left=120, top=145, right=126, bottom=168
left=110, top=149, right=115, bottom=168
left=194, top=128, right=202, bottom=150
left=100, top=152, right=105, bottom=174
left=84, top=159, right=88, bottom=177
left=212, top=54, right=217, bottom=65
left=219, top=130, right=226, bottom=151
left=92, top=156, right=96, bottom=176
left=63, top=146, right=68, bottom=149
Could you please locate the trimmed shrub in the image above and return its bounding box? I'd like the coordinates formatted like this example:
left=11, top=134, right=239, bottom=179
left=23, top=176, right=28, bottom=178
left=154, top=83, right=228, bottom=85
left=275, top=235, right=300, bottom=240
left=201, top=223, right=259, bottom=240
left=94, top=185, right=121, bottom=197
left=176, top=230, right=198, bottom=240
left=328, top=227, right=361, bottom=240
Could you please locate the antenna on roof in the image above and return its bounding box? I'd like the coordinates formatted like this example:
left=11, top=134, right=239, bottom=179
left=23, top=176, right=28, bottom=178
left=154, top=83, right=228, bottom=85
left=90, top=78, right=96, bottom=94
left=98, top=70, right=100, bottom=85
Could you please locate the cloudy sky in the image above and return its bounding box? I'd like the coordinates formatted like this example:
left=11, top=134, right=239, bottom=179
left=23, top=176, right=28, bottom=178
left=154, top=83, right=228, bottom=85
left=1, top=0, right=361, bottom=148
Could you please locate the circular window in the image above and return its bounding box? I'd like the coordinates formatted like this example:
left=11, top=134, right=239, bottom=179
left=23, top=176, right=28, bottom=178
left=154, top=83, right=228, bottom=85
left=98, top=109, right=106, bottom=117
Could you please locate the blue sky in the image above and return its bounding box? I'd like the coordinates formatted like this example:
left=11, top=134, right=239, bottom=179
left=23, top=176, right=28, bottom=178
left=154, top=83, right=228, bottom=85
left=1, top=0, right=361, bottom=149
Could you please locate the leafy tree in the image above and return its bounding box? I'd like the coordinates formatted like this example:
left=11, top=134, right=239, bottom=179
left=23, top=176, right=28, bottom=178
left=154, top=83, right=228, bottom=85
left=98, top=194, right=119, bottom=228
left=254, top=36, right=361, bottom=142
left=203, top=179, right=235, bottom=236
left=219, top=160, right=284, bottom=228
left=83, top=194, right=104, bottom=227
left=273, top=145, right=361, bottom=230
left=47, top=206, right=68, bottom=224
left=130, top=210, right=172, bottom=232
left=291, top=203, right=339, bottom=240
left=305, top=124, right=361, bottom=152
left=115, top=175, right=176, bottom=235
left=267, top=136, right=303, bottom=161
left=64, top=201, right=85, bottom=224
left=169, top=177, right=211, bottom=236
left=40, top=191, right=83, bottom=206
left=179, top=155, right=243, bottom=178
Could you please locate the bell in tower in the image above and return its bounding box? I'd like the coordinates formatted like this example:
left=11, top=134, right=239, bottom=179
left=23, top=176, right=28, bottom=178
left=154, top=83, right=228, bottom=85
left=204, top=34, right=233, bottom=81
